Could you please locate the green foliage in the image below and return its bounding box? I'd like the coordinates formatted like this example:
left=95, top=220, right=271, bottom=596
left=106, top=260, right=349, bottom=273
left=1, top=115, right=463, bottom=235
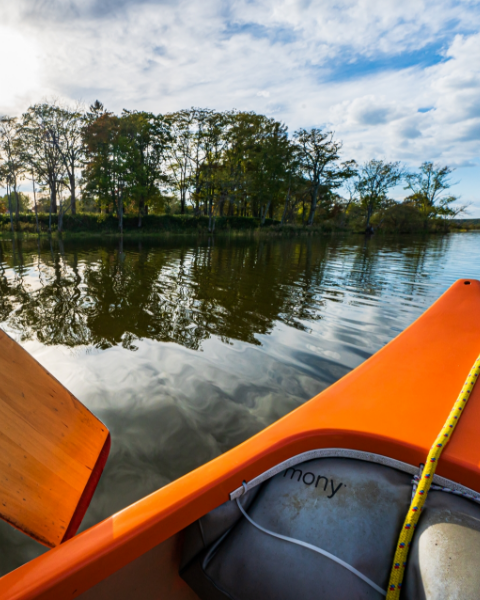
left=0, top=192, right=31, bottom=213
left=293, top=128, right=356, bottom=225
left=404, top=162, right=465, bottom=224
left=0, top=100, right=466, bottom=235
left=374, top=202, right=424, bottom=233
left=20, top=104, right=65, bottom=216
left=356, top=159, right=403, bottom=230
left=0, top=213, right=278, bottom=234
left=0, top=116, right=24, bottom=224
left=83, top=108, right=170, bottom=228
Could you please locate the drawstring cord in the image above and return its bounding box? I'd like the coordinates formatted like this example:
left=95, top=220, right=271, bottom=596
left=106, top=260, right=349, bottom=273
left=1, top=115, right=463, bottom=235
left=236, top=482, right=386, bottom=597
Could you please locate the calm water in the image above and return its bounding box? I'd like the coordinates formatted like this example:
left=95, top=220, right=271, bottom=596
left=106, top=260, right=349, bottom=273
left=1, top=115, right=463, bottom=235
left=1, top=232, right=480, bottom=574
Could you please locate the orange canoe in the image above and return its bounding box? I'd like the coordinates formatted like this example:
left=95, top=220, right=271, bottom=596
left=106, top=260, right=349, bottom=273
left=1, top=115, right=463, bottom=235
left=1, top=278, right=480, bottom=599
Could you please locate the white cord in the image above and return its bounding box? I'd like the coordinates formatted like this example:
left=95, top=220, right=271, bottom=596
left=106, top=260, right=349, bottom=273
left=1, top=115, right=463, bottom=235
left=412, top=464, right=424, bottom=500
left=411, top=474, right=480, bottom=503
left=235, top=486, right=386, bottom=597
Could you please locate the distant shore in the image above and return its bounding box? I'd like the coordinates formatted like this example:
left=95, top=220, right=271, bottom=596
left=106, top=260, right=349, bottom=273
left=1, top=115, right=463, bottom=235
left=0, top=213, right=477, bottom=238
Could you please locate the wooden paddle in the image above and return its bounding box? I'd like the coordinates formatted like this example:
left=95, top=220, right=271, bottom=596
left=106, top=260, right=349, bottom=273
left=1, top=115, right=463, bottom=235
left=0, top=329, right=110, bottom=548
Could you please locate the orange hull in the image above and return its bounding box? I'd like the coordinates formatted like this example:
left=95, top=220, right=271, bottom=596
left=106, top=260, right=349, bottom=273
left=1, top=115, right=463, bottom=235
left=1, top=279, right=480, bottom=599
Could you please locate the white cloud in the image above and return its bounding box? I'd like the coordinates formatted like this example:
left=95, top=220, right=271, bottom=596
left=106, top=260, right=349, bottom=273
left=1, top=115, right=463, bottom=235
left=0, top=27, right=40, bottom=111
left=0, top=0, right=479, bottom=211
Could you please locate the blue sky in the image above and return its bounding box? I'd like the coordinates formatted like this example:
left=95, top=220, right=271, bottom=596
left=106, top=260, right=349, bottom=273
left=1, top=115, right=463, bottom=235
left=0, top=0, right=479, bottom=213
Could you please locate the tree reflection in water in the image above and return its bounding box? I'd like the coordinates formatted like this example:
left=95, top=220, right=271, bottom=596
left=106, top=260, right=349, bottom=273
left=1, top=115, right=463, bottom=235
left=0, top=231, right=475, bottom=576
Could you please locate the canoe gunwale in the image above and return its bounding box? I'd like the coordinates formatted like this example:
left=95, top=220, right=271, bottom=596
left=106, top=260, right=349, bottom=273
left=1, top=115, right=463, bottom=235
left=229, top=448, right=480, bottom=503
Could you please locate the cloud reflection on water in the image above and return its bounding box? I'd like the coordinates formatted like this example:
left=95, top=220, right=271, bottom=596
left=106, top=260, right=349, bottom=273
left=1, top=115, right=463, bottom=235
left=0, top=232, right=480, bottom=574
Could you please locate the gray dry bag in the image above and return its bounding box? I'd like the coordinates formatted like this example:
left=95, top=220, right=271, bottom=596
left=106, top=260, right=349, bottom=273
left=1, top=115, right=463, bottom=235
left=180, top=457, right=480, bottom=600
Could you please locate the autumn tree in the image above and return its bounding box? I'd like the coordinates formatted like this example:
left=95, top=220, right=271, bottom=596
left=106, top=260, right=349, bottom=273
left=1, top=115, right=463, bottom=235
left=120, top=110, right=170, bottom=226
left=213, top=112, right=293, bottom=222
left=356, top=159, right=403, bottom=230
left=83, top=110, right=125, bottom=227
left=165, top=110, right=192, bottom=214
left=194, top=110, right=230, bottom=229
left=247, top=117, right=291, bottom=224
left=404, top=162, right=462, bottom=226
left=218, top=111, right=260, bottom=217
left=0, top=192, right=30, bottom=213
left=83, top=108, right=170, bottom=230
left=20, top=104, right=65, bottom=229
left=293, top=129, right=349, bottom=225
left=0, top=116, right=24, bottom=226
left=53, top=105, right=85, bottom=215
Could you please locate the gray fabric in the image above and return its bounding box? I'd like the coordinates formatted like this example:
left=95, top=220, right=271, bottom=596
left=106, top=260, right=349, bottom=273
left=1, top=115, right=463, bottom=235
left=180, top=457, right=480, bottom=600
left=181, top=458, right=412, bottom=599
left=180, top=486, right=260, bottom=573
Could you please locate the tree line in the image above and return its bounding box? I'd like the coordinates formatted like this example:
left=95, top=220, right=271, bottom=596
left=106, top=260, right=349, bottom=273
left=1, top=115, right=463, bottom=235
left=0, top=100, right=464, bottom=234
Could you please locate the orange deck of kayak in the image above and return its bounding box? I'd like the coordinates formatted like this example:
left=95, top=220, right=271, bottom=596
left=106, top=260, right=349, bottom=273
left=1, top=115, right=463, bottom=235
left=1, top=279, right=480, bottom=599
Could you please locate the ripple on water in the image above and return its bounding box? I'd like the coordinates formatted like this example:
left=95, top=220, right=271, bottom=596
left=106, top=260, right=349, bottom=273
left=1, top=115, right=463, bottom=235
left=0, top=232, right=480, bottom=574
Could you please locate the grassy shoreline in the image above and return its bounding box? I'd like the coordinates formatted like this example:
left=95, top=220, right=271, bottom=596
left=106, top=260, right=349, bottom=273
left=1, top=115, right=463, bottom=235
left=0, top=213, right=478, bottom=239
left=0, top=213, right=277, bottom=235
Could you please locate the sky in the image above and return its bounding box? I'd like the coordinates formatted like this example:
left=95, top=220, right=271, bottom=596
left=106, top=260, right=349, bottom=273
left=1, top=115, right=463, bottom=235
left=0, top=0, right=479, bottom=213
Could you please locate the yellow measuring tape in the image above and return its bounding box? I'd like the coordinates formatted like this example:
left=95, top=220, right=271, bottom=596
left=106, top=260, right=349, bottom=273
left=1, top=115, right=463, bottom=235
left=386, top=354, right=480, bottom=598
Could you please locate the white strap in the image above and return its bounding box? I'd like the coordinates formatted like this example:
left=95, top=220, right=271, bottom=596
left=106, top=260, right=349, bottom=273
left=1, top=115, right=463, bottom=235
left=236, top=491, right=386, bottom=597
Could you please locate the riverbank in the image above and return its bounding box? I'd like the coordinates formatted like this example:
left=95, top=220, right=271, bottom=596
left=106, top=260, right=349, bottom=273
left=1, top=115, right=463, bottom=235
left=0, top=214, right=349, bottom=239
left=452, top=218, right=480, bottom=230
left=0, top=214, right=277, bottom=235
left=0, top=213, right=476, bottom=238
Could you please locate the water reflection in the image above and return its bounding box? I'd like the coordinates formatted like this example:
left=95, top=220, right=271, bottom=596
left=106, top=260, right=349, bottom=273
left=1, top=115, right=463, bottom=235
left=0, top=235, right=455, bottom=349
left=0, top=232, right=479, bottom=575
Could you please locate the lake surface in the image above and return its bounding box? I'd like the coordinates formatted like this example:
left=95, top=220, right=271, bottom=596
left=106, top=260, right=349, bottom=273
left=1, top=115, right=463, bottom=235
left=1, top=231, right=480, bottom=574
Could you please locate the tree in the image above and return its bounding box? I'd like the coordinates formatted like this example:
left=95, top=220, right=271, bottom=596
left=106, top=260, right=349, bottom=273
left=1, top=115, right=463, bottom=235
left=0, top=192, right=30, bottom=213
left=356, top=159, right=403, bottom=231
left=5, top=99, right=467, bottom=234
left=87, top=100, right=106, bottom=121
left=218, top=111, right=261, bottom=217
left=195, top=110, right=230, bottom=229
left=53, top=105, right=85, bottom=215
left=404, top=162, right=462, bottom=226
left=83, top=110, right=125, bottom=227
left=248, top=118, right=291, bottom=225
left=293, top=129, right=349, bottom=225
left=216, top=112, right=293, bottom=222
left=338, top=178, right=358, bottom=227
left=83, top=108, right=170, bottom=229
left=120, top=110, right=170, bottom=227
left=165, top=110, right=192, bottom=214
left=0, top=116, right=23, bottom=226
left=186, top=108, right=215, bottom=215
left=20, top=104, right=65, bottom=229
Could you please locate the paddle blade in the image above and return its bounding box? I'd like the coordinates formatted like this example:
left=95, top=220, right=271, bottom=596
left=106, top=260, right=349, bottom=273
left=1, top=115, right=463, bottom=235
left=0, top=330, right=110, bottom=548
